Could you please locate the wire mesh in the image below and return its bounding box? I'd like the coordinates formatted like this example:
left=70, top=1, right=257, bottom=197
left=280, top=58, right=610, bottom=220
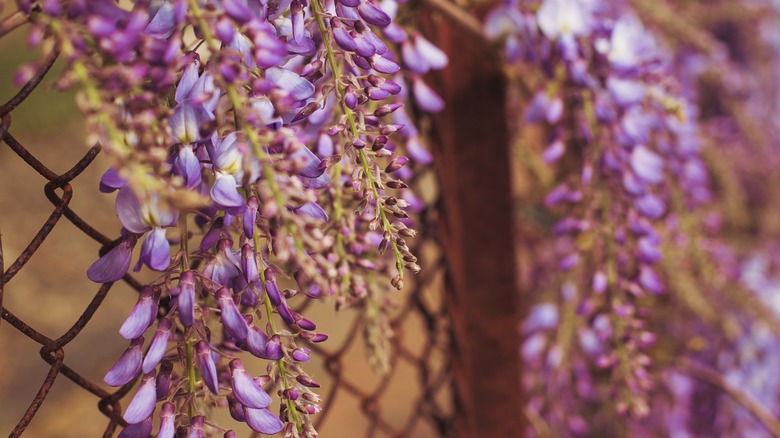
left=0, top=11, right=453, bottom=437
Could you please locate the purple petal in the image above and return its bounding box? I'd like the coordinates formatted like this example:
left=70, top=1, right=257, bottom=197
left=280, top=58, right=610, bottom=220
left=635, top=194, right=665, bottom=219
left=99, top=168, right=126, bottom=193
left=105, top=337, right=144, bottom=387
left=196, top=341, right=219, bottom=394
left=358, top=1, right=391, bottom=27
left=156, top=360, right=173, bottom=399
left=244, top=407, right=285, bottom=434
left=413, top=78, right=444, bottom=112
left=228, top=395, right=246, bottom=422
left=546, top=97, right=563, bottom=124
left=542, top=139, right=565, bottom=164
left=87, top=236, right=136, bottom=283
left=120, top=286, right=160, bottom=340
left=401, top=40, right=429, bottom=74
left=211, top=173, right=247, bottom=215
left=158, top=402, right=176, bottom=438
left=317, top=134, right=335, bottom=158
left=137, top=227, right=171, bottom=272
left=289, top=144, right=325, bottom=178
left=246, top=325, right=270, bottom=358
left=637, top=237, right=661, bottom=263
left=116, top=187, right=150, bottom=234
left=354, top=35, right=377, bottom=58
left=244, top=196, right=258, bottom=238
left=301, top=173, right=331, bottom=189
left=223, top=0, right=254, bottom=23
left=217, top=288, right=250, bottom=341
left=142, top=318, right=172, bottom=374
left=265, top=335, right=283, bottom=359
left=592, top=271, right=608, bottom=294
left=631, top=145, right=664, bottom=184
left=265, top=67, right=315, bottom=101
left=291, top=202, right=329, bottom=221
left=277, top=300, right=295, bottom=325
left=230, top=359, right=272, bottom=408
left=607, top=77, right=646, bottom=107
left=118, top=417, right=153, bottom=438
left=170, top=104, right=212, bottom=144
left=178, top=270, right=196, bottom=327
left=383, top=22, right=407, bottom=44
left=124, top=372, right=157, bottom=424
left=145, top=0, right=176, bottom=39
left=291, top=0, right=305, bottom=43
left=371, top=53, right=400, bottom=74
left=264, top=269, right=283, bottom=307
left=175, top=59, right=200, bottom=104
left=174, top=145, right=202, bottom=190
left=639, top=265, right=665, bottom=294
left=188, top=416, right=205, bottom=438
left=364, top=29, right=388, bottom=54
left=414, top=33, right=448, bottom=69
left=406, top=136, right=432, bottom=164
left=241, top=244, right=259, bottom=283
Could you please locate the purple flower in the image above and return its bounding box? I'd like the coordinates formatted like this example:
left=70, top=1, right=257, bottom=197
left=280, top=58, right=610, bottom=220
left=196, top=340, right=219, bottom=394
left=244, top=406, right=285, bottom=434
left=542, top=139, right=566, bottom=164
left=173, top=145, right=203, bottom=190
left=244, top=196, right=258, bottom=238
left=229, top=358, right=272, bottom=409
left=119, top=286, right=160, bottom=340
left=87, top=234, right=138, bottom=283
left=115, top=186, right=177, bottom=271
left=211, top=173, right=247, bottom=215
left=188, top=416, right=205, bottom=438
left=118, top=416, right=153, bottom=438
left=245, top=325, right=283, bottom=359
left=142, top=318, right=173, bottom=373
left=631, top=145, right=664, bottom=184
left=178, top=270, right=197, bottom=327
left=124, top=371, right=157, bottom=424
left=415, top=33, right=448, bottom=69
left=217, top=287, right=250, bottom=341
left=639, top=265, right=665, bottom=294
left=358, top=1, right=392, bottom=27
left=157, top=402, right=176, bottom=438
left=635, top=194, right=666, bottom=219
left=99, top=168, right=126, bottom=193
left=105, top=337, right=144, bottom=387
left=290, top=201, right=329, bottom=222
left=265, top=67, right=315, bottom=101
left=145, top=0, right=179, bottom=39
left=412, top=77, right=444, bottom=112
left=156, top=360, right=173, bottom=399
left=170, top=58, right=220, bottom=143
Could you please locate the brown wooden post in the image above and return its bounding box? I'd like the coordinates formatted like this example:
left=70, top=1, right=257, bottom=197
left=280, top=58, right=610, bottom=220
left=425, top=18, right=527, bottom=438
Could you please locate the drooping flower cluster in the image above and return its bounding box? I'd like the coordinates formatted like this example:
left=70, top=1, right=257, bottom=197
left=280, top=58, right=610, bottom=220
left=17, top=0, right=446, bottom=435
left=485, top=0, right=714, bottom=429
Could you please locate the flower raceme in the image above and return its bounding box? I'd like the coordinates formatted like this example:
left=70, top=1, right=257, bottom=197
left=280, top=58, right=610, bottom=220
left=18, top=0, right=448, bottom=435
left=483, top=0, right=714, bottom=430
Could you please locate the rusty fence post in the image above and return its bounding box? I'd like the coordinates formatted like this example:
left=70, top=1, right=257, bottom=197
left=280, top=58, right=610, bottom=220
left=426, top=17, right=527, bottom=438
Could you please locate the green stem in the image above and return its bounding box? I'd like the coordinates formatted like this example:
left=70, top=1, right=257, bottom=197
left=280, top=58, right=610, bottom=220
left=185, top=338, right=196, bottom=418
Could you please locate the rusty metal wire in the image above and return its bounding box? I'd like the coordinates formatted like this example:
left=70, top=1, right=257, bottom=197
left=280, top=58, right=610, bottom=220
left=0, top=12, right=453, bottom=438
